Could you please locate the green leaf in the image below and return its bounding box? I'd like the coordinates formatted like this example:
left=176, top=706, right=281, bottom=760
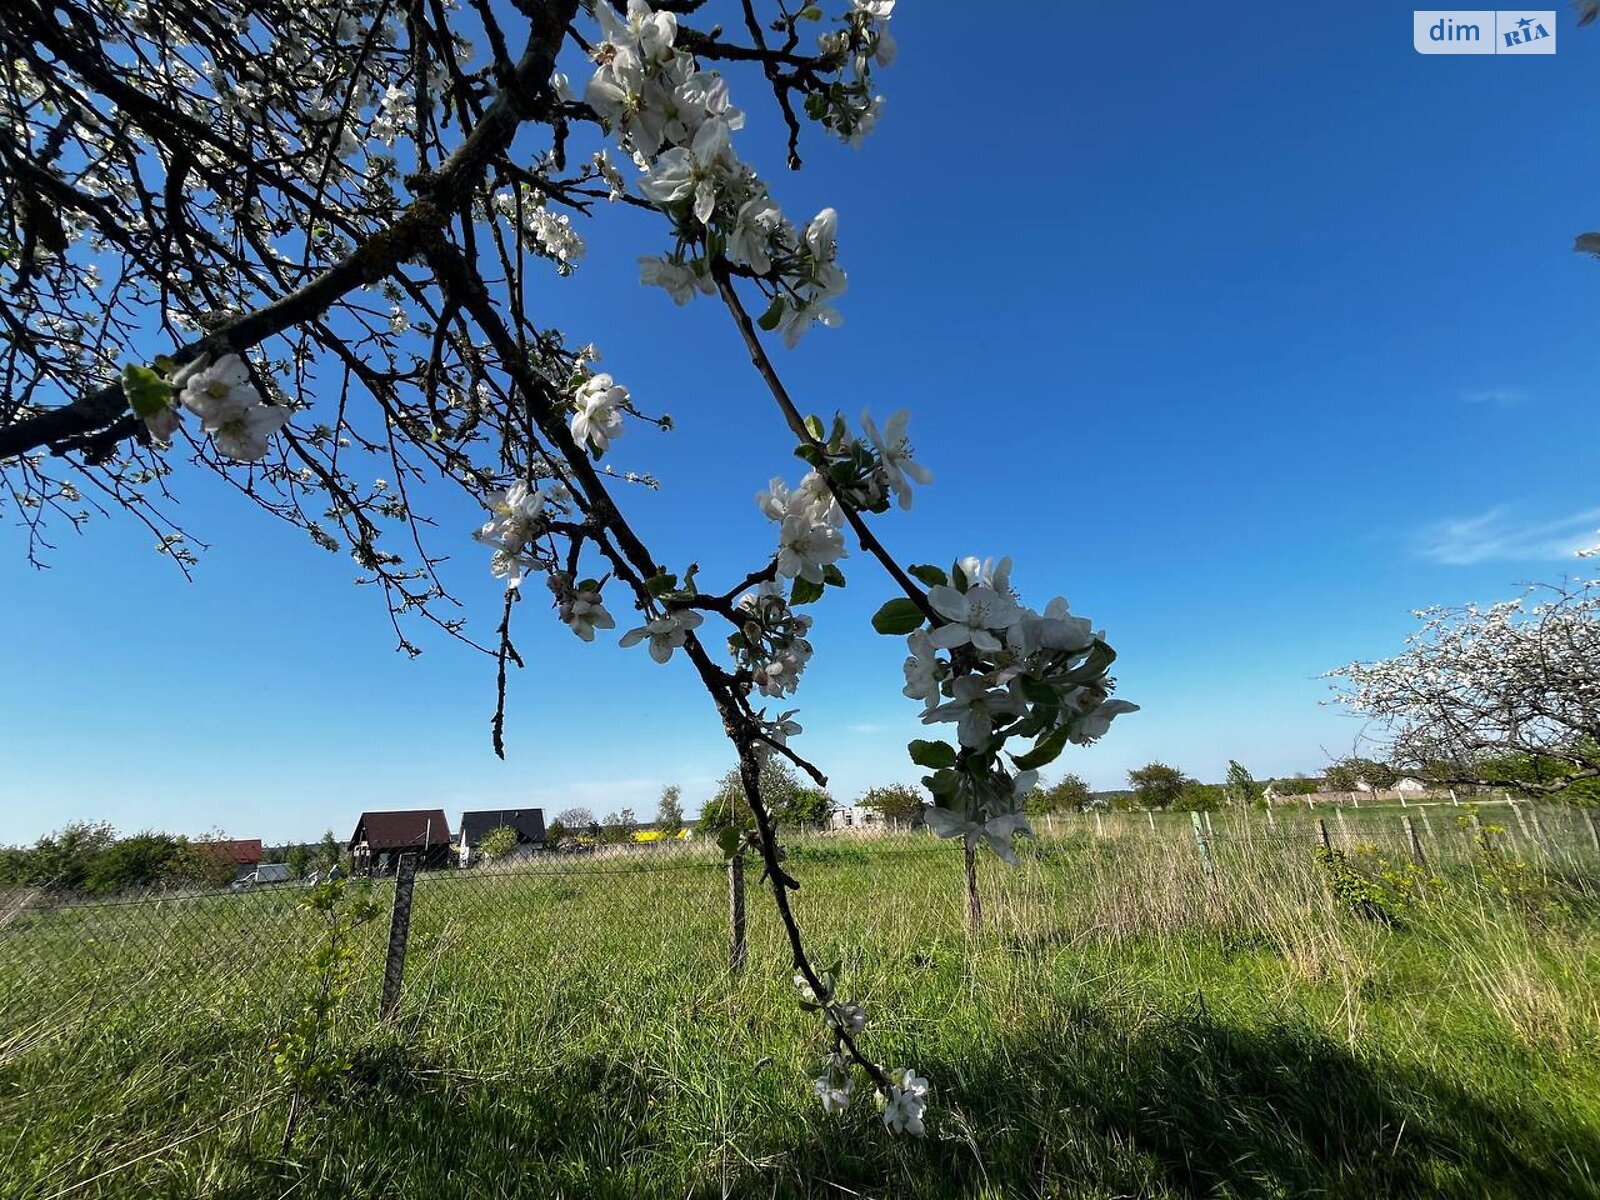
left=1057, top=641, right=1118, bottom=686
left=799, top=4, right=822, bottom=18
left=794, top=443, right=825, bottom=467
left=120, top=364, right=173, bottom=419
left=1012, top=726, right=1072, bottom=772
left=908, top=739, right=957, bottom=769
left=821, top=564, right=846, bottom=587
left=646, top=571, right=678, bottom=597
left=826, top=414, right=848, bottom=453
left=907, top=563, right=947, bottom=588
left=804, top=414, right=826, bottom=442
left=1020, top=677, right=1059, bottom=707
left=923, top=769, right=961, bottom=799
left=716, top=826, right=742, bottom=859
left=871, top=598, right=925, bottom=635
left=790, top=576, right=825, bottom=606
left=951, top=561, right=970, bottom=593
left=757, top=295, right=785, bottom=331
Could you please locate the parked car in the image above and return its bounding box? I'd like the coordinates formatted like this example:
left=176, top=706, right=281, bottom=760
left=230, top=862, right=292, bottom=891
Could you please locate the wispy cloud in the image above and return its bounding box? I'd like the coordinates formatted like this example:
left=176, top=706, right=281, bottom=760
left=1459, top=387, right=1527, bottom=408
left=849, top=723, right=886, bottom=734
left=1415, top=505, right=1600, bottom=565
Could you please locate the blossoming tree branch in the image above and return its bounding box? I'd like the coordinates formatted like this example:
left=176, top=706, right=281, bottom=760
left=0, top=0, right=1137, bottom=1130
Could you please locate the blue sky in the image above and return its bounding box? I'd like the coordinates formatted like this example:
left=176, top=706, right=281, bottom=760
left=4, top=1, right=1598, bottom=845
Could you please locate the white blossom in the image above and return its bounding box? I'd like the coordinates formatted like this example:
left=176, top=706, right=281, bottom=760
left=881, top=1066, right=928, bottom=1136
left=775, top=514, right=846, bottom=583
left=901, top=629, right=943, bottom=707
left=619, top=609, right=703, bottom=663
left=814, top=1072, right=853, bottom=1115
left=926, top=584, right=1022, bottom=654
left=922, top=674, right=1024, bottom=748
left=861, top=408, right=932, bottom=509
left=178, top=353, right=290, bottom=462
left=570, top=373, right=629, bottom=453
left=639, top=256, right=713, bottom=304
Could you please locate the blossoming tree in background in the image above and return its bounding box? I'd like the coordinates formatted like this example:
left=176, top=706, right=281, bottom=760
left=1, top=0, right=1137, bottom=1131
left=1330, top=579, right=1600, bottom=799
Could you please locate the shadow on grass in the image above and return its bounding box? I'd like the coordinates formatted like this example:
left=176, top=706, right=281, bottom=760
left=261, top=1006, right=1600, bottom=1200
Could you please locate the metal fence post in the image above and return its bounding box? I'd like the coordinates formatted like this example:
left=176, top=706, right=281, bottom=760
left=1317, top=818, right=1332, bottom=854
left=728, top=851, right=747, bottom=974
left=380, top=853, right=417, bottom=1020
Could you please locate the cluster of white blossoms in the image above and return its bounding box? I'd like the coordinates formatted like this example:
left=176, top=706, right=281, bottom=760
left=129, top=352, right=292, bottom=462
left=795, top=971, right=927, bottom=1136
left=545, top=571, right=616, bottom=642
left=758, top=473, right=848, bottom=586
left=812, top=1, right=897, bottom=145
left=569, top=372, right=630, bottom=455
left=880, top=1068, right=930, bottom=1136
left=753, top=408, right=933, bottom=594
left=471, top=479, right=572, bottom=590
left=492, top=187, right=586, bottom=274
left=585, top=0, right=886, bottom=345
left=893, top=556, right=1137, bottom=861
left=730, top=581, right=814, bottom=698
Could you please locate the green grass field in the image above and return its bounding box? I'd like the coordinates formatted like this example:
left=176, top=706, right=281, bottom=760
left=2, top=806, right=1598, bottom=1198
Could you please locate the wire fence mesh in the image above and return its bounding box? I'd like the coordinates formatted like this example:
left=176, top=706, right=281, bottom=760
left=3, top=800, right=1596, bottom=1046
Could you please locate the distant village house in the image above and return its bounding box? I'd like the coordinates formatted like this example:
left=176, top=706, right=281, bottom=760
left=829, top=805, right=883, bottom=832
left=458, top=809, right=547, bottom=867
left=348, top=809, right=452, bottom=874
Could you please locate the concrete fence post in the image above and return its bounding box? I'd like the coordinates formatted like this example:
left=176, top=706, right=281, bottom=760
left=1524, top=804, right=1553, bottom=858
left=380, top=852, right=417, bottom=1020
left=1403, top=815, right=1426, bottom=869
left=1190, top=811, right=1215, bottom=878
left=1508, top=800, right=1536, bottom=853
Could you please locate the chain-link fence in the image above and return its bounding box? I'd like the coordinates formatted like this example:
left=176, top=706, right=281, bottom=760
left=3, top=800, right=1597, bottom=1044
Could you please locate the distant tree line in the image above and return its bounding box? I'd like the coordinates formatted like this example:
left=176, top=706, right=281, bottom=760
left=0, top=823, right=234, bottom=894
left=0, top=825, right=355, bottom=895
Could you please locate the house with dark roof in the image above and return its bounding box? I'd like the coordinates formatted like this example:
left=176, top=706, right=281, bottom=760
left=348, top=809, right=452, bottom=873
left=458, top=809, right=546, bottom=866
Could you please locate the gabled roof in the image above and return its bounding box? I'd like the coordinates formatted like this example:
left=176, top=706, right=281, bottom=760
left=460, top=808, right=546, bottom=846
left=196, top=839, right=264, bottom=864
left=350, top=809, right=451, bottom=851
